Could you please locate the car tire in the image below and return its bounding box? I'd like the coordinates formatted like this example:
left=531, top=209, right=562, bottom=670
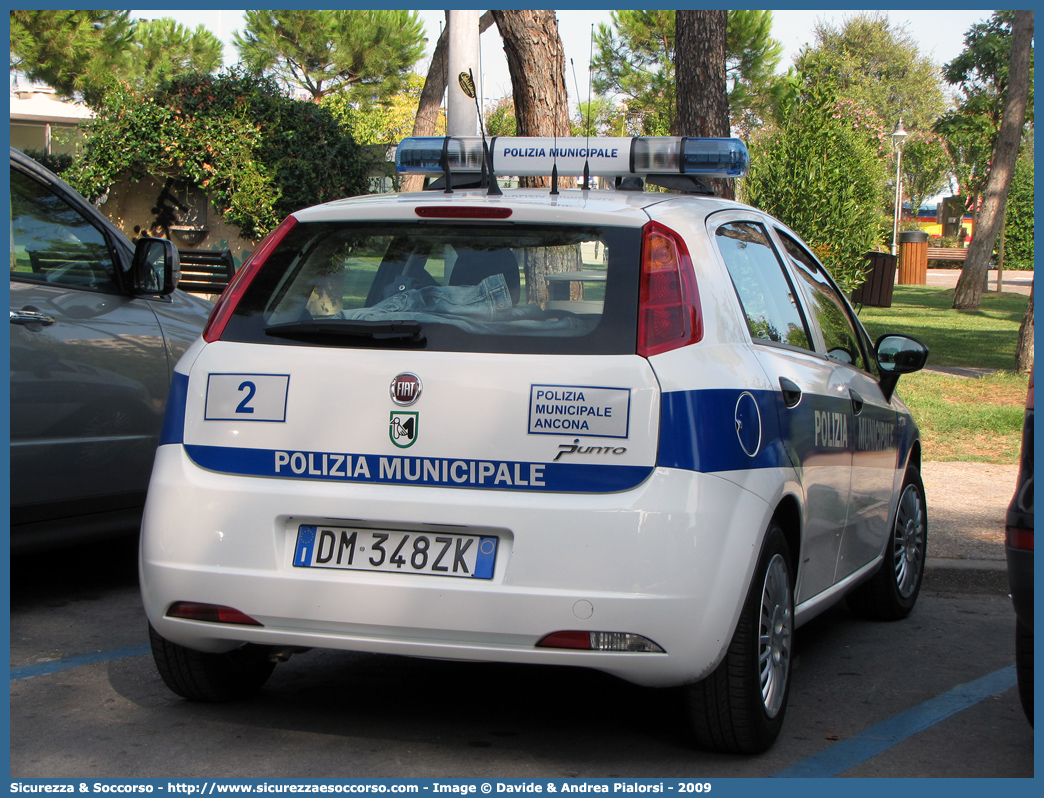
left=1015, top=619, right=1033, bottom=726
left=149, top=623, right=276, bottom=702
left=684, top=522, right=794, bottom=754
left=847, top=465, right=927, bottom=621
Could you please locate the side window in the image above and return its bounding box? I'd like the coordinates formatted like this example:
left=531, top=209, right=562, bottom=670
left=715, top=221, right=812, bottom=350
left=776, top=232, right=870, bottom=372
left=9, top=167, right=119, bottom=293
left=855, top=324, right=880, bottom=378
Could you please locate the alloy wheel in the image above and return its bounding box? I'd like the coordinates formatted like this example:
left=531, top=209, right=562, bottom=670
left=893, top=483, right=926, bottom=599
left=759, top=552, right=792, bottom=718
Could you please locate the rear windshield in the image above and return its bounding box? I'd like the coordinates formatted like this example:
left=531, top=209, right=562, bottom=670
left=223, top=222, right=642, bottom=355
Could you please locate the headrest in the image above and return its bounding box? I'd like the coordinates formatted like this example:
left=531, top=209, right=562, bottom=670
left=449, top=248, right=521, bottom=305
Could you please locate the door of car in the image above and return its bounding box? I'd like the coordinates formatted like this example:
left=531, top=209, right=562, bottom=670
left=9, top=162, right=170, bottom=519
left=771, top=229, right=899, bottom=582
left=709, top=215, right=853, bottom=604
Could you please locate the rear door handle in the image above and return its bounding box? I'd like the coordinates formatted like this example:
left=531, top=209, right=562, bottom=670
left=850, top=389, right=864, bottom=415
left=10, top=308, right=56, bottom=327
left=779, top=377, right=802, bottom=408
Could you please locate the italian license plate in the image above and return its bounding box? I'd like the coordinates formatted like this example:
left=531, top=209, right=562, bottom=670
left=293, top=525, right=497, bottom=579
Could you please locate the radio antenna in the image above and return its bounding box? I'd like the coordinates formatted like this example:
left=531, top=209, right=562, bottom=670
left=586, top=26, right=595, bottom=186
left=570, top=58, right=591, bottom=191
left=549, top=42, right=563, bottom=196
left=458, top=68, right=501, bottom=196
left=549, top=96, right=559, bottom=193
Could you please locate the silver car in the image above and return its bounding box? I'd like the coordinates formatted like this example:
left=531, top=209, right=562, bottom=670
left=9, top=148, right=213, bottom=551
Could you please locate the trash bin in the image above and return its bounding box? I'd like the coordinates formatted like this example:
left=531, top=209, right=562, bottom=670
left=897, top=230, right=929, bottom=285
left=851, top=251, right=897, bottom=308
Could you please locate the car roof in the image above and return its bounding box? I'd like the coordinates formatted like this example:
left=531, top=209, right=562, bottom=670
left=293, top=186, right=749, bottom=227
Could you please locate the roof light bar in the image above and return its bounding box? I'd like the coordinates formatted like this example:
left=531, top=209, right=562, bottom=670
left=395, top=136, right=749, bottom=179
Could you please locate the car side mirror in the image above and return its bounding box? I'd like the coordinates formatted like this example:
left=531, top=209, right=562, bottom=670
left=875, top=334, right=929, bottom=401
left=132, top=237, right=179, bottom=296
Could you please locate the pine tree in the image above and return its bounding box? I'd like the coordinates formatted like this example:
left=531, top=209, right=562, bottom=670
left=591, top=10, right=785, bottom=136
left=10, top=10, right=133, bottom=102
left=125, top=19, right=223, bottom=90
left=676, top=10, right=732, bottom=198
left=233, top=10, right=425, bottom=102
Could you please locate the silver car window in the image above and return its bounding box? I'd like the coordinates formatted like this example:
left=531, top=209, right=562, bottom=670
left=10, top=168, right=119, bottom=293
left=775, top=230, right=870, bottom=372
left=715, top=221, right=812, bottom=351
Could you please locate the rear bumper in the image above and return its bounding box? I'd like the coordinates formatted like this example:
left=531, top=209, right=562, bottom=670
left=140, top=444, right=780, bottom=687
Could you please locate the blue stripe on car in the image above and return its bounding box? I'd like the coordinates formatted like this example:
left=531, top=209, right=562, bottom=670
left=159, top=371, right=189, bottom=445
left=657, top=388, right=793, bottom=473
left=168, top=386, right=905, bottom=491
left=183, top=443, right=655, bottom=493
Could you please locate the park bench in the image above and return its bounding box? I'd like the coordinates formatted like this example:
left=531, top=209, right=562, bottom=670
left=177, top=248, right=236, bottom=295
left=926, top=247, right=968, bottom=263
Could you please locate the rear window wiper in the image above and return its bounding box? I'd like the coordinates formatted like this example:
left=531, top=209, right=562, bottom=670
left=264, top=319, right=426, bottom=346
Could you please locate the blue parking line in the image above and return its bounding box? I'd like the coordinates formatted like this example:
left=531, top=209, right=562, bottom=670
left=772, top=665, right=1018, bottom=777
left=10, top=644, right=151, bottom=681
left=9, top=645, right=1017, bottom=777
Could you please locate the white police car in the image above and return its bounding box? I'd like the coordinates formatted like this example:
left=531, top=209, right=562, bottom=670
left=141, top=136, right=929, bottom=753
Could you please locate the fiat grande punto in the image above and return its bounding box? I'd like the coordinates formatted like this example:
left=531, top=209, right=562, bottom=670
left=141, top=136, right=929, bottom=753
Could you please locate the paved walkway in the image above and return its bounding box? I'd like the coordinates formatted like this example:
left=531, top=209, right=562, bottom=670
left=923, top=461, right=1014, bottom=564
left=923, top=460, right=1015, bottom=594
left=923, top=366, right=1001, bottom=378
left=921, top=267, right=1033, bottom=295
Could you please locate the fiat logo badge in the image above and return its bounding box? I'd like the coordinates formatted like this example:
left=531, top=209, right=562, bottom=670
left=391, top=373, right=422, bottom=406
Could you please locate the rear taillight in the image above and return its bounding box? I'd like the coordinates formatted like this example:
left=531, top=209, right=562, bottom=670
left=536, top=631, right=665, bottom=653
left=166, top=602, right=263, bottom=626
left=1006, top=526, right=1034, bottom=551
left=202, top=215, right=299, bottom=342
left=637, top=221, right=702, bottom=357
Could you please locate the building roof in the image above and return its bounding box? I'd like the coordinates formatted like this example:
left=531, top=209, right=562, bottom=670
left=10, top=87, right=93, bottom=124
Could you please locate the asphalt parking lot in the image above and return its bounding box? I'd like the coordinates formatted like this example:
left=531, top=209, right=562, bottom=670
left=8, top=533, right=1033, bottom=779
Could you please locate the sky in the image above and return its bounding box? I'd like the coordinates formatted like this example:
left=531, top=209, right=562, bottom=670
left=125, top=7, right=995, bottom=114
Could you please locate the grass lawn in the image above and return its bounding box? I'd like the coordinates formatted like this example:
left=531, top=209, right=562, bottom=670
left=859, top=286, right=1030, bottom=370
left=857, top=286, right=1031, bottom=464
left=892, top=371, right=1027, bottom=463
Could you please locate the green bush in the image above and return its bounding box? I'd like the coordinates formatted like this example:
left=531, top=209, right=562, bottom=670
left=67, top=70, right=370, bottom=241
left=1002, top=134, right=1034, bottom=270
left=741, top=80, right=885, bottom=293
left=21, top=149, right=74, bottom=176
left=929, top=234, right=963, bottom=248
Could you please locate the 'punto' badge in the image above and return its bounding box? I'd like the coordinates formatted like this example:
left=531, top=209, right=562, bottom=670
left=391, top=373, right=422, bottom=406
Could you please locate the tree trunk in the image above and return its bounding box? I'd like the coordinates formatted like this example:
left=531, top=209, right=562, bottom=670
left=491, top=9, right=570, bottom=186
left=1015, top=282, right=1034, bottom=374
left=492, top=10, right=574, bottom=304
left=675, top=10, right=732, bottom=199
left=401, top=12, right=496, bottom=192
left=995, top=205, right=1006, bottom=292
left=952, top=10, right=1033, bottom=309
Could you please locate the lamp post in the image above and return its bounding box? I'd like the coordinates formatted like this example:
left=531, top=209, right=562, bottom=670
left=890, top=119, right=908, bottom=256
